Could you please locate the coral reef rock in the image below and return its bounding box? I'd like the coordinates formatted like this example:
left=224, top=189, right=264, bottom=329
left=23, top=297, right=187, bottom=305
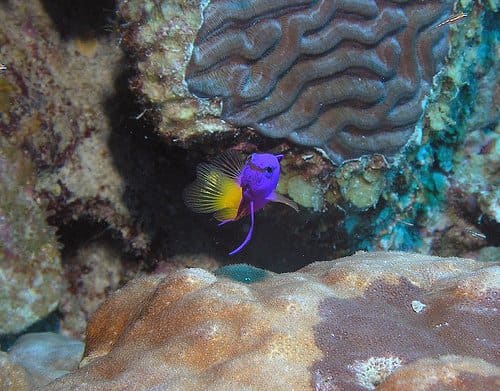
left=0, top=0, right=149, bottom=250
left=0, top=351, right=32, bottom=391
left=44, top=252, right=499, bottom=390
left=6, top=332, right=83, bottom=388
left=117, top=0, right=233, bottom=144
left=376, top=355, right=500, bottom=390
left=452, top=127, right=499, bottom=223
left=186, top=0, right=454, bottom=164
left=0, top=0, right=121, bottom=169
left=60, top=240, right=141, bottom=339
left=0, top=138, right=62, bottom=334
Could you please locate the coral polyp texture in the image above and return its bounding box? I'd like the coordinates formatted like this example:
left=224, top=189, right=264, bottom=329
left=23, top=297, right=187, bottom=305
left=376, top=356, right=500, bottom=390
left=185, top=0, right=454, bottom=164
left=43, top=252, right=499, bottom=390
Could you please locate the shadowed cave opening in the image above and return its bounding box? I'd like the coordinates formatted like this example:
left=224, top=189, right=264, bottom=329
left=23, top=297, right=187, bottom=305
left=40, top=0, right=117, bottom=39
left=102, top=69, right=348, bottom=273
left=41, top=64, right=349, bottom=281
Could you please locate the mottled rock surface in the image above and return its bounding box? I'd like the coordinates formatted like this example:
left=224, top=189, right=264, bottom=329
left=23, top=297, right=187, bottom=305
left=452, top=127, right=499, bottom=223
left=59, top=241, right=141, bottom=339
left=186, top=0, right=453, bottom=164
left=117, top=0, right=233, bottom=143
left=0, top=351, right=32, bottom=391
left=44, top=252, right=499, bottom=390
left=7, top=332, right=83, bottom=387
left=0, top=0, right=121, bottom=169
left=0, top=0, right=150, bottom=251
left=0, top=138, right=62, bottom=334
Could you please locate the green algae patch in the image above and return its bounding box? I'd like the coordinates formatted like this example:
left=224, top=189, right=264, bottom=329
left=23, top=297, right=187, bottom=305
left=284, top=175, right=324, bottom=212
left=215, top=264, right=269, bottom=284
left=336, top=157, right=387, bottom=210
left=0, top=78, right=17, bottom=114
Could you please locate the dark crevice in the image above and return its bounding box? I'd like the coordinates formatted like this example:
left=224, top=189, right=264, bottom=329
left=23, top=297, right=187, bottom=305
left=57, top=219, right=123, bottom=261
left=102, top=66, right=344, bottom=272
left=40, top=0, right=116, bottom=39
left=0, top=311, right=61, bottom=351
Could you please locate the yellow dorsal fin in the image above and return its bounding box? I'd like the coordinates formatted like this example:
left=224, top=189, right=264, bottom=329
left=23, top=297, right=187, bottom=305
left=183, top=165, right=242, bottom=221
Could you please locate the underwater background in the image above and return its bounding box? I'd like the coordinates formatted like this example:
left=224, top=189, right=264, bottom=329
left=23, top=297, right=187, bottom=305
left=0, top=0, right=498, bottom=389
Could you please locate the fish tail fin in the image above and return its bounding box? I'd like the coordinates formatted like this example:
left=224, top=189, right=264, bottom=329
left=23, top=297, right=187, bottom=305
left=183, top=164, right=242, bottom=221
left=229, top=201, right=255, bottom=256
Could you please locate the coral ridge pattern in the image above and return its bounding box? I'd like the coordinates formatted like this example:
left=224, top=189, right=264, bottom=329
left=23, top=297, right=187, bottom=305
left=186, top=0, right=454, bottom=163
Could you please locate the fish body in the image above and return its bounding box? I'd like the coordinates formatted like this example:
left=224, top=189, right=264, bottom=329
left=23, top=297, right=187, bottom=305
left=238, top=153, right=282, bottom=214
left=183, top=150, right=298, bottom=255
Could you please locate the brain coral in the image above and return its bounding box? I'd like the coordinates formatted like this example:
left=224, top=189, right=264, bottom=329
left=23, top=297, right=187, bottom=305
left=43, top=252, right=499, bottom=390
left=185, top=0, right=453, bottom=164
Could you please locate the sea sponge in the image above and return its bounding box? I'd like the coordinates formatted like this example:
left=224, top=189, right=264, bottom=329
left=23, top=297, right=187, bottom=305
left=43, top=252, right=499, bottom=390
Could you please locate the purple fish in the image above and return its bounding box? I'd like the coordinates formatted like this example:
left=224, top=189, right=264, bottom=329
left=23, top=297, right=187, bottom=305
left=183, top=150, right=298, bottom=255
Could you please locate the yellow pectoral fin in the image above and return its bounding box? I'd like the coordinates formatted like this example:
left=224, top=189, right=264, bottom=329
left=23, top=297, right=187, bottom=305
left=183, top=168, right=242, bottom=221
left=213, top=208, right=238, bottom=222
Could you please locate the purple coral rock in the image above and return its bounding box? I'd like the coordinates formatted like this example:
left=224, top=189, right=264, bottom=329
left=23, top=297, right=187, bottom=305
left=186, top=0, right=453, bottom=164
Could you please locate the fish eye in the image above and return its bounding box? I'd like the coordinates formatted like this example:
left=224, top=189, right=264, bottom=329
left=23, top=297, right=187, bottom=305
left=265, top=166, right=273, bottom=174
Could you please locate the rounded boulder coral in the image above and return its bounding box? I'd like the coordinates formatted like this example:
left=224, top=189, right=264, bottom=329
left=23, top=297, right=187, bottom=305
left=43, top=252, right=499, bottom=390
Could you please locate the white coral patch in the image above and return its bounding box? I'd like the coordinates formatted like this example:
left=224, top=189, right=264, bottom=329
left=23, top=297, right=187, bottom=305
left=411, top=300, right=427, bottom=313
left=351, top=356, right=403, bottom=390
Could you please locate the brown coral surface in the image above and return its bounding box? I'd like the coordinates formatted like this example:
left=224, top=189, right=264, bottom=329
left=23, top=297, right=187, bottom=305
left=44, top=252, right=499, bottom=390
left=377, top=355, right=500, bottom=390
left=186, top=0, right=454, bottom=164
